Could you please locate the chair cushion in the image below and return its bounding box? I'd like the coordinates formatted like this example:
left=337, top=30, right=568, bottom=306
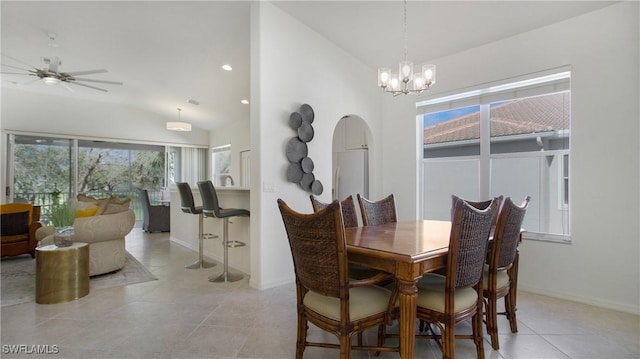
left=304, top=285, right=391, bottom=321
left=417, top=275, right=478, bottom=313
left=417, top=273, right=446, bottom=288
left=1, top=211, right=29, bottom=236
left=482, top=266, right=510, bottom=290
left=1, top=234, right=28, bottom=244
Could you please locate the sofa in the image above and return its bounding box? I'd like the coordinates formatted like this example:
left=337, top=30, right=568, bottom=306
left=36, top=196, right=136, bottom=276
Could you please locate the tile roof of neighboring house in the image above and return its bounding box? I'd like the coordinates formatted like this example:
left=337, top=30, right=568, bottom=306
left=424, top=93, right=570, bottom=145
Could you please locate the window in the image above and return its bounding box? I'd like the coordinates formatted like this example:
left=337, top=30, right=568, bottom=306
left=77, top=140, right=166, bottom=195
left=211, top=144, right=232, bottom=187
left=7, top=133, right=206, bottom=222
left=419, top=70, right=571, bottom=242
left=171, top=146, right=207, bottom=186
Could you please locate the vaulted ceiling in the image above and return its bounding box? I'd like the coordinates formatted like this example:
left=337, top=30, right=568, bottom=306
left=1, top=1, right=616, bottom=131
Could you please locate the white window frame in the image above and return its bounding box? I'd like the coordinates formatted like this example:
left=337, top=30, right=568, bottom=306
left=418, top=67, right=571, bottom=243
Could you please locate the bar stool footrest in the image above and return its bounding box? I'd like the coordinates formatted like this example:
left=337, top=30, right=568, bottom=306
left=226, top=240, right=246, bottom=248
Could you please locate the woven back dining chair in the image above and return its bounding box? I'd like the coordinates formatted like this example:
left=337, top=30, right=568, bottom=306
left=483, top=196, right=530, bottom=350
left=310, top=194, right=391, bottom=290
left=278, top=199, right=398, bottom=359
left=356, top=193, right=397, bottom=226
left=415, top=198, right=498, bottom=359
left=310, top=195, right=358, bottom=228
left=451, top=194, right=503, bottom=226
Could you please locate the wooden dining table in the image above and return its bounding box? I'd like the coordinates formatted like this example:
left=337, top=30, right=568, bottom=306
left=344, top=220, right=452, bottom=359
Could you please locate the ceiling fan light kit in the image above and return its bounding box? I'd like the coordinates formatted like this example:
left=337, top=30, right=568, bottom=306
left=42, top=76, right=60, bottom=85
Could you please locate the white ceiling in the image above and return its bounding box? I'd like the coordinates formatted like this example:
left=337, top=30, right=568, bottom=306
left=1, top=1, right=616, bottom=131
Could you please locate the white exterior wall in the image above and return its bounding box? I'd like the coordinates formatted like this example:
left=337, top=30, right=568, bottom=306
left=382, top=2, right=639, bottom=313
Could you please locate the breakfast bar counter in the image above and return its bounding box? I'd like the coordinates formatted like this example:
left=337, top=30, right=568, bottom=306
left=169, top=186, right=251, bottom=275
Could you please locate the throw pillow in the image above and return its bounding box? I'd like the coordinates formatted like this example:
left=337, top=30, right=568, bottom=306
left=1, top=211, right=29, bottom=236
left=71, top=200, right=96, bottom=210
left=76, top=206, right=99, bottom=218
left=77, top=194, right=110, bottom=215
left=103, top=198, right=131, bottom=215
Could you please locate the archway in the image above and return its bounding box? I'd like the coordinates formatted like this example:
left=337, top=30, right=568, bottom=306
left=332, top=115, right=373, bottom=224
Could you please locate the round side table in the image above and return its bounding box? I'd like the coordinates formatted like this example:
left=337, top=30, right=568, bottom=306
left=36, top=242, right=90, bottom=304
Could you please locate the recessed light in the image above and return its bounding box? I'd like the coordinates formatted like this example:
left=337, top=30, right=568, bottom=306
left=241, top=99, right=249, bottom=105
left=222, top=64, right=232, bottom=71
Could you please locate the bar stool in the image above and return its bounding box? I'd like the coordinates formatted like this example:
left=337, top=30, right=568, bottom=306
left=197, top=180, right=249, bottom=283
left=176, top=182, right=217, bottom=269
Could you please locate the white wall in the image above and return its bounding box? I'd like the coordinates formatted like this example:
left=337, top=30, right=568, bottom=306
left=380, top=94, right=423, bottom=221
left=382, top=2, right=639, bottom=313
left=1, top=88, right=209, bottom=146
left=249, top=2, right=382, bottom=289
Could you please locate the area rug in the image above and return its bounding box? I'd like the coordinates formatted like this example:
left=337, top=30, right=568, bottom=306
left=0, top=252, right=157, bottom=307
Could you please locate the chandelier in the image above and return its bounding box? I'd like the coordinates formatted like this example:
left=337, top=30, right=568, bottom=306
left=377, top=0, right=436, bottom=96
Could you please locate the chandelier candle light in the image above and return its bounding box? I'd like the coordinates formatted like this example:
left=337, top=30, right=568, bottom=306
left=378, top=0, right=436, bottom=96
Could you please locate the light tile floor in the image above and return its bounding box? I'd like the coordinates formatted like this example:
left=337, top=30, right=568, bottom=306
left=1, top=228, right=638, bottom=358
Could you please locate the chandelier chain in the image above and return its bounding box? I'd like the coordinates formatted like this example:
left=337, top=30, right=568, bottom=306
left=403, top=0, right=408, bottom=61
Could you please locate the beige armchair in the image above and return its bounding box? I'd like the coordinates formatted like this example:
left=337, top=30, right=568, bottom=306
left=36, top=209, right=135, bottom=276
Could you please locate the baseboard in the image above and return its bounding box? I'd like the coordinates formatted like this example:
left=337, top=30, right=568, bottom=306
left=250, top=275, right=295, bottom=291
left=519, top=284, right=640, bottom=315
left=170, top=236, right=196, bottom=252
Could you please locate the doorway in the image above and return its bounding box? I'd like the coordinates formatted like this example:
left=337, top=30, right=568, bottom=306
left=332, top=115, right=372, bottom=225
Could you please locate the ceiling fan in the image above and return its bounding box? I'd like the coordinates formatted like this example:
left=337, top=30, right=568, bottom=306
left=1, top=54, right=123, bottom=93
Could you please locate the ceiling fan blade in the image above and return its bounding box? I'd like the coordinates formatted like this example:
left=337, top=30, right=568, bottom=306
left=1, top=53, right=37, bottom=69
left=1, top=71, right=33, bottom=75
left=68, top=81, right=108, bottom=92
left=65, top=69, right=108, bottom=76
left=72, top=78, right=123, bottom=85
left=1, top=63, right=33, bottom=72
left=61, top=83, right=75, bottom=92
left=20, top=78, right=42, bottom=86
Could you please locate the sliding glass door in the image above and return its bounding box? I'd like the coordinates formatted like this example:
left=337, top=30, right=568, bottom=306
left=9, top=134, right=75, bottom=220
left=8, top=134, right=168, bottom=221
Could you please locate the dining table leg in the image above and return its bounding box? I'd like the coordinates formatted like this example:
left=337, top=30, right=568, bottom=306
left=397, top=278, right=418, bottom=359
